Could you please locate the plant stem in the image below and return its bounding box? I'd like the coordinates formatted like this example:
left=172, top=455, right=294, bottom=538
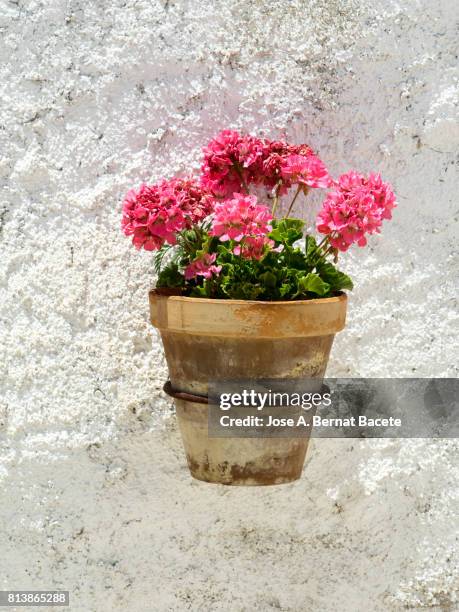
left=284, top=185, right=303, bottom=218
left=309, top=235, right=333, bottom=268
left=271, top=181, right=283, bottom=217
left=322, top=243, right=338, bottom=262
left=233, top=161, right=250, bottom=194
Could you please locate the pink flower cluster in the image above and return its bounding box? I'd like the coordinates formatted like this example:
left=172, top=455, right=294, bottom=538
left=210, top=193, right=274, bottom=260
left=122, top=129, right=396, bottom=277
left=185, top=253, right=221, bottom=280
left=200, top=130, right=265, bottom=198
left=262, top=143, right=331, bottom=194
left=316, top=171, right=397, bottom=251
left=280, top=154, right=331, bottom=189
left=200, top=130, right=329, bottom=197
left=121, top=177, right=214, bottom=250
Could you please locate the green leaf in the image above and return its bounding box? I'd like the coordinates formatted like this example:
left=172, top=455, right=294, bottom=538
left=269, top=218, right=304, bottom=245
left=182, top=229, right=197, bottom=242
left=305, top=234, right=318, bottom=259
left=216, top=243, right=234, bottom=258
left=279, top=282, right=293, bottom=297
left=189, top=278, right=218, bottom=298
left=225, top=282, right=264, bottom=300
left=157, top=263, right=184, bottom=288
left=296, top=273, right=330, bottom=297
left=259, top=271, right=277, bottom=288
left=283, top=246, right=309, bottom=270
left=190, top=285, right=209, bottom=297
left=260, top=250, right=282, bottom=267
left=316, top=262, right=354, bottom=291
left=153, top=243, right=173, bottom=274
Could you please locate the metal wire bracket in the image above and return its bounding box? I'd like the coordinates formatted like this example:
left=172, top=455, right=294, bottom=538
left=163, top=380, right=209, bottom=404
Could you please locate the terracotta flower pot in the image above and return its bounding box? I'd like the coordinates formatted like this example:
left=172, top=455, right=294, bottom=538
left=149, top=291, right=347, bottom=486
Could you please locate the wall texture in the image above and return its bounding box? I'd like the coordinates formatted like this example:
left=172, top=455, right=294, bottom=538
left=1, top=0, right=458, bottom=610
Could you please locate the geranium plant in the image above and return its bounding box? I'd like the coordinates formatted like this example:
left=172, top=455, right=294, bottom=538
left=122, top=130, right=396, bottom=300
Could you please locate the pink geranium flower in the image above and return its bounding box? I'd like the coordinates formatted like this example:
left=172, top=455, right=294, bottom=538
left=261, top=140, right=314, bottom=192
left=280, top=154, right=332, bottom=189
left=316, top=171, right=396, bottom=251
left=184, top=252, right=222, bottom=280
left=201, top=130, right=265, bottom=198
left=201, top=131, right=319, bottom=197
left=165, top=177, right=215, bottom=223
left=210, top=193, right=274, bottom=259
left=210, top=193, right=272, bottom=241
left=121, top=178, right=214, bottom=251
left=232, top=235, right=275, bottom=260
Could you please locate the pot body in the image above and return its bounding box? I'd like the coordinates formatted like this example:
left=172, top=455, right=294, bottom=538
left=150, top=292, right=347, bottom=485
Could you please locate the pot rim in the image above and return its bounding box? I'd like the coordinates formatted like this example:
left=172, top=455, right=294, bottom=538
left=149, top=290, right=347, bottom=338
left=149, top=288, right=347, bottom=306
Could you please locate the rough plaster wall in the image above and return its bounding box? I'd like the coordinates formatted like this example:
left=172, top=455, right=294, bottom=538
left=0, top=0, right=458, bottom=610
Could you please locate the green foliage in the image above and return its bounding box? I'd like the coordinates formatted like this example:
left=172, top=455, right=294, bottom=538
left=155, top=218, right=353, bottom=301
left=295, top=273, right=330, bottom=297
left=316, top=261, right=354, bottom=291
left=157, top=263, right=184, bottom=288
left=268, top=218, right=304, bottom=245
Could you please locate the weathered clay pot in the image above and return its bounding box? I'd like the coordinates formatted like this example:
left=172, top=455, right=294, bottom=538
left=149, top=291, right=347, bottom=485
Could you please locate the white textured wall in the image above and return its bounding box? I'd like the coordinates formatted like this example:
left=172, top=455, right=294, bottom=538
left=1, top=1, right=458, bottom=610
